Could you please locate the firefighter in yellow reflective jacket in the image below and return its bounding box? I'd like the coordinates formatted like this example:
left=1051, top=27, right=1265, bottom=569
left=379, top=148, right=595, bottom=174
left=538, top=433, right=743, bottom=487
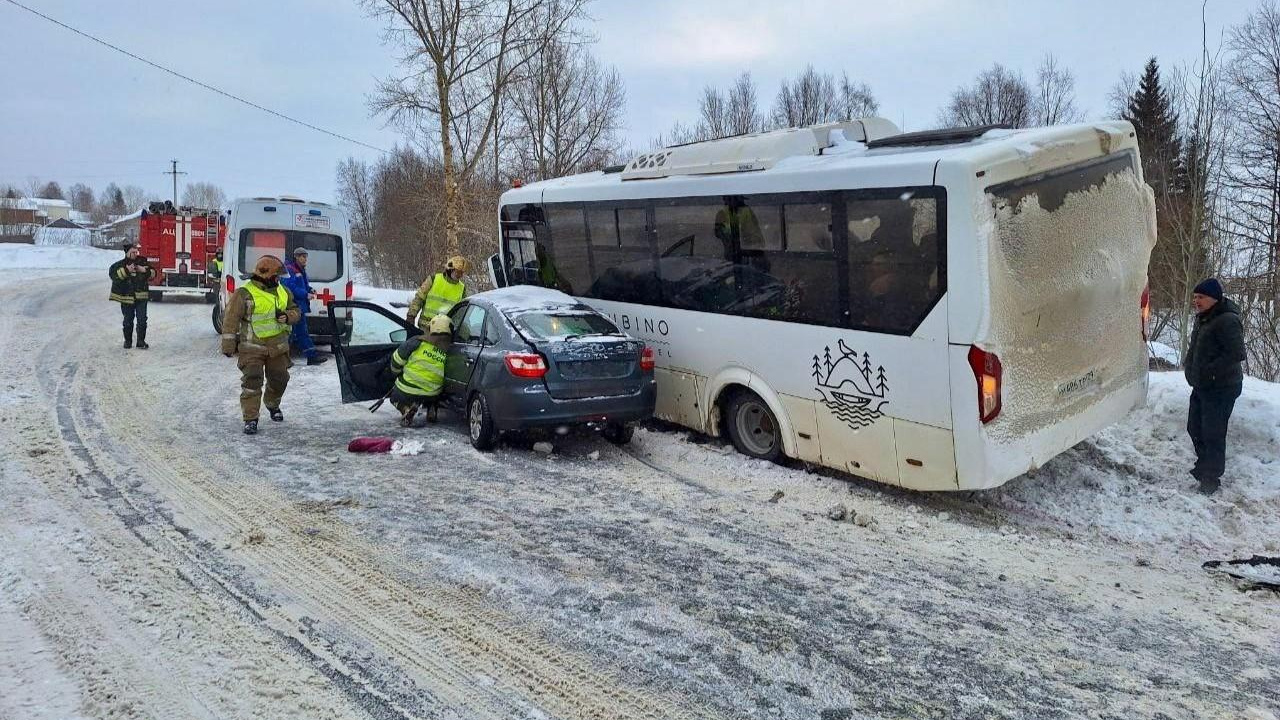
left=220, top=255, right=302, bottom=435
left=406, top=256, right=468, bottom=332
left=389, top=314, right=453, bottom=427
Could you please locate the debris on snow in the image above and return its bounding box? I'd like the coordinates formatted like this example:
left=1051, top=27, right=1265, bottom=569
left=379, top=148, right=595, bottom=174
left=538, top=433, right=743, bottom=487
left=587, top=450, right=601, bottom=461
left=768, top=490, right=785, bottom=504
left=533, top=442, right=555, bottom=455
left=391, top=439, right=425, bottom=456
left=825, top=504, right=848, bottom=521
left=853, top=512, right=877, bottom=528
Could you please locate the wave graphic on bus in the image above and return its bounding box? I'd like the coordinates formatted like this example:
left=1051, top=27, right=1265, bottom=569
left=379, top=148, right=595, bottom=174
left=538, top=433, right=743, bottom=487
left=813, top=339, right=889, bottom=430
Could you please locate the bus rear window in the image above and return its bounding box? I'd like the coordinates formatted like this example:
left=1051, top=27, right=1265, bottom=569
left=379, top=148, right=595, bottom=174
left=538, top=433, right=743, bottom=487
left=240, top=230, right=343, bottom=282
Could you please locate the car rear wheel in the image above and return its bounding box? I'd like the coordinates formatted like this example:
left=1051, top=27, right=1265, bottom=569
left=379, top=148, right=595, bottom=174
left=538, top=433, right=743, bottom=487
left=602, top=422, right=634, bottom=446
left=725, top=391, right=782, bottom=462
left=467, top=393, right=497, bottom=451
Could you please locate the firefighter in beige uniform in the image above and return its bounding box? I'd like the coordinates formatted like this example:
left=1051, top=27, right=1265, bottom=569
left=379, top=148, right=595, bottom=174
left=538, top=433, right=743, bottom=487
left=406, top=255, right=469, bottom=332
left=221, top=255, right=302, bottom=435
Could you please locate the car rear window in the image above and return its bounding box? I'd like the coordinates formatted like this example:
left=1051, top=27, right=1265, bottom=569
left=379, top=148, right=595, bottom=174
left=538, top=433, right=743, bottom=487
left=510, top=311, right=620, bottom=341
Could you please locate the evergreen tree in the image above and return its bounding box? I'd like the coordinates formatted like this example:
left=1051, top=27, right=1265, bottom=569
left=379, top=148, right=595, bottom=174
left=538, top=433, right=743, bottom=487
left=1123, top=58, right=1182, bottom=195
left=1123, top=58, right=1189, bottom=311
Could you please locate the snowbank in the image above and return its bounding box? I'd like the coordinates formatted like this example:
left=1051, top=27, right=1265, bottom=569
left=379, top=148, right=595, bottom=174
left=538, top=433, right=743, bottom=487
left=0, top=244, right=119, bottom=270
left=351, top=284, right=414, bottom=309
left=1148, top=340, right=1180, bottom=367
left=981, top=371, right=1280, bottom=557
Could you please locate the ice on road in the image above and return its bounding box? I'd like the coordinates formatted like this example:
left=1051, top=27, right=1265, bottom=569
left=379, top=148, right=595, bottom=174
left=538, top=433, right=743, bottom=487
left=0, top=262, right=1276, bottom=720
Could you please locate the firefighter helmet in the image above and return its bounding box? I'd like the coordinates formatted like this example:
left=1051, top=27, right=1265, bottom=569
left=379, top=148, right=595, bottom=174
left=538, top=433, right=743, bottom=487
left=428, top=314, right=452, bottom=335
left=444, top=255, right=470, bottom=273
left=253, top=255, right=286, bottom=277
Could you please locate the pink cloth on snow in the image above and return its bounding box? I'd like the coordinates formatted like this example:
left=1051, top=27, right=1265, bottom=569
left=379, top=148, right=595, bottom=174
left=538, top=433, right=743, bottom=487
left=347, top=436, right=396, bottom=453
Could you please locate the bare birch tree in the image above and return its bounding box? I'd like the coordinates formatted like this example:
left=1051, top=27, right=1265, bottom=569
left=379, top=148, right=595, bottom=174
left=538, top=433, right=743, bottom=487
left=1032, top=54, right=1084, bottom=126
left=366, top=0, right=587, bottom=257
left=181, top=182, right=227, bottom=210
left=939, top=64, right=1033, bottom=128
left=1225, top=1, right=1280, bottom=321
left=697, top=72, right=764, bottom=140
left=506, top=32, right=624, bottom=181
left=771, top=65, right=839, bottom=128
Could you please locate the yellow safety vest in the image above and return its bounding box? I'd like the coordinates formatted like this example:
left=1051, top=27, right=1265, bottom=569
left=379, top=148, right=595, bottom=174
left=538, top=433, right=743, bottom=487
left=393, top=341, right=446, bottom=397
left=243, top=283, right=290, bottom=341
left=422, top=273, right=464, bottom=319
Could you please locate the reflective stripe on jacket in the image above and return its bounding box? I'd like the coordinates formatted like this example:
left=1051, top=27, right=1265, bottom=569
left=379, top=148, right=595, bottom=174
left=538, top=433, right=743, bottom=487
left=391, top=337, right=446, bottom=397
left=243, top=283, right=291, bottom=341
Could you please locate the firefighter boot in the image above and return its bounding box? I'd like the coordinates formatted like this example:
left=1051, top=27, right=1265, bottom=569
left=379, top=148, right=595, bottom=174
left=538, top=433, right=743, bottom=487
left=243, top=420, right=259, bottom=435
left=123, top=327, right=132, bottom=349
left=136, top=328, right=149, bottom=350
left=426, top=403, right=438, bottom=423
left=268, top=407, right=284, bottom=422
left=398, top=403, right=418, bottom=428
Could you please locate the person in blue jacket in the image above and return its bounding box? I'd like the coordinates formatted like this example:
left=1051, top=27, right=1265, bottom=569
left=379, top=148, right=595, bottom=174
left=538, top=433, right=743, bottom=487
left=282, top=247, right=327, bottom=366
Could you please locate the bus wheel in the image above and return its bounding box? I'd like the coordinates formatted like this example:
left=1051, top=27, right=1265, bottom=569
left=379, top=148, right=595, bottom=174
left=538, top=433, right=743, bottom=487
left=726, top=391, right=782, bottom=462
left=210, top=303, right=222, bottom=334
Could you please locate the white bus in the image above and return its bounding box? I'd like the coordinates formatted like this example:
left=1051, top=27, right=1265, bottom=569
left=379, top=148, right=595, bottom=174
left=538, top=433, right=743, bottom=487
left=213, top=196, right=354, bottom=343
left=489, top=120, right=1156, bottom=491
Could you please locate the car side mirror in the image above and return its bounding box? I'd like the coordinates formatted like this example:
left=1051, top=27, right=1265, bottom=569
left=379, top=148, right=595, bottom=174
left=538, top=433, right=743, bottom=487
left=389, top=328, right=408, bottom=344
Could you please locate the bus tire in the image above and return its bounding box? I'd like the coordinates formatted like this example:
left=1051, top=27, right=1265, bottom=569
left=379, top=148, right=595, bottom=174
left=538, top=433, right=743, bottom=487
left=211, top=303, right=222, bottom=334
left=725, top=390, right=783, bottom=462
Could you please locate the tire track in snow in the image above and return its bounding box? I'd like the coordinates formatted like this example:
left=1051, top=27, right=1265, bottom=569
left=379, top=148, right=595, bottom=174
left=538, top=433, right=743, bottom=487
left=68, top=311, right=718, bottom=718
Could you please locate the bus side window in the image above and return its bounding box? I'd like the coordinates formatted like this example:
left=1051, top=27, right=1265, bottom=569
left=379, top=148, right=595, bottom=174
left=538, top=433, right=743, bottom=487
left=845, top=194, right=942, bottom=334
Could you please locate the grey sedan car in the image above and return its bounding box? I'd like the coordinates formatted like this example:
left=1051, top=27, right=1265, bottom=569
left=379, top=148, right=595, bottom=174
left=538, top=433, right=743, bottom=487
left=328, top=287, right=656, bottom=449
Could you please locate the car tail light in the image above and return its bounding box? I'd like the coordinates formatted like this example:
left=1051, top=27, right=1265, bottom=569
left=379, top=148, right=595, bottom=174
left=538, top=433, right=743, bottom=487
left=504, top=352, right=547, bottom=378
left=640, top=346, right=655, bottom=372
left=226, top=275, right=235, bottom=294
left=345, top=279, right=354, bottom=299
left=1140, top=283, right=1151, bottom=341
left=967, top=346, right=1003, bottom=425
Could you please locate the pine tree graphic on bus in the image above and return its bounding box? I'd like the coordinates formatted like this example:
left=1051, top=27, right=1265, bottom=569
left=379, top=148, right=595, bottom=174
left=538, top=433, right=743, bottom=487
left=813, top=339, right=889, bottom=430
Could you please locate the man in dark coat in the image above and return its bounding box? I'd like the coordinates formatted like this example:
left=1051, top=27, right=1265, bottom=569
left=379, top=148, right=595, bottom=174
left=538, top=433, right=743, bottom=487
left=1183, top=278, right=1246, bottom=495
left=108, top=243, right=152, bottom=349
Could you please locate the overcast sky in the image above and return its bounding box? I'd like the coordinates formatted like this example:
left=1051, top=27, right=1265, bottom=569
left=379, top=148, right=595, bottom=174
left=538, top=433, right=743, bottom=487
left=0, top=0, right=1261, bottom=205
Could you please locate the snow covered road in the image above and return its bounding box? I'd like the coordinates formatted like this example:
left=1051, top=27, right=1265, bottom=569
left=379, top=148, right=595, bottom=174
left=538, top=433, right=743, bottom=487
left=0, top=266, right=1276, bottom=720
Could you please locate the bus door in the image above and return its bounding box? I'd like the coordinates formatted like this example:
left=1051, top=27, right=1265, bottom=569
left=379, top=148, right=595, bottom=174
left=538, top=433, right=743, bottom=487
left=497, top=220, right=544, bottom=287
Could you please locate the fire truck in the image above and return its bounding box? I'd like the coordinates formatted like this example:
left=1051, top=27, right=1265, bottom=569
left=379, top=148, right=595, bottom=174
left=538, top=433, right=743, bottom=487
left=136, top=202, right=227, bottom=303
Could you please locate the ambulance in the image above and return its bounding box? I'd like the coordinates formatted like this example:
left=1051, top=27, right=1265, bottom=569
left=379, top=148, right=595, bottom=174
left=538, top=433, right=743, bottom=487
left=212, top=196, right=354, bottom=344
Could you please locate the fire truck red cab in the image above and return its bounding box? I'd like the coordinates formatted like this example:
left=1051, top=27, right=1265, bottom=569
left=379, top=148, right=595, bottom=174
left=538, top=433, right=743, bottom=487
left=136, top=203, right=227, bottom=302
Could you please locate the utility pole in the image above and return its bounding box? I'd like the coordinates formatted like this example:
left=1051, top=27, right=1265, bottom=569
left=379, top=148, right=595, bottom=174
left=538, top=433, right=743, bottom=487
left=164, top=159, right=186, bottom=206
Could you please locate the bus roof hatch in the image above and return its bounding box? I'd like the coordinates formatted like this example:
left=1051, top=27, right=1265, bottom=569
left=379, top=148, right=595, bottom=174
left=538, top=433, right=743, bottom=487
left=620, top=118, right=902, bottom=181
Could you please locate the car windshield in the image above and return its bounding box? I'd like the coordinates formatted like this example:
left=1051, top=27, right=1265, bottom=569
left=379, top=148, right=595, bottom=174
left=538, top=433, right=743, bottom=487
left=510, top=311, right=621, bottom=341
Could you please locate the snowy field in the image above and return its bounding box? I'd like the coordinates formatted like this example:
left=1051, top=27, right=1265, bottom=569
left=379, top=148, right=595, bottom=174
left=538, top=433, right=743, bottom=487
left=0, top=247, right=1276, bottom=720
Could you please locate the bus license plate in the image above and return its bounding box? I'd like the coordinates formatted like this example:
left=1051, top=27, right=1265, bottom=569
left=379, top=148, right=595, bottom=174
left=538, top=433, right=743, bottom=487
left=1057, top=368, right=1101, bottom=400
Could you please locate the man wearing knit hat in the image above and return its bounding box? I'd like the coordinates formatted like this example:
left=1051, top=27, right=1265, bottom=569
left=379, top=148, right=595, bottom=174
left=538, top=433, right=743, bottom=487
left=1183, top=277, right=1246, bottom=495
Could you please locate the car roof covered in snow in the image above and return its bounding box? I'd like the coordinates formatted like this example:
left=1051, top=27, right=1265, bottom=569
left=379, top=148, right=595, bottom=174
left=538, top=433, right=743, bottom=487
left=471, top=285, right=589, bottom=314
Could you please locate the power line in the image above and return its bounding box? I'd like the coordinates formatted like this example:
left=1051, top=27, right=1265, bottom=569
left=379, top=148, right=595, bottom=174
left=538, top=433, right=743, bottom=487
left=2, top=0, right=389, bottom=154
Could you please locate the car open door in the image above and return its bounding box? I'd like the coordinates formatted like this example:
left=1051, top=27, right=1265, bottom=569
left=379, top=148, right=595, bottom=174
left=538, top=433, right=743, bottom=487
left=327, top=300, right=420, bottom=403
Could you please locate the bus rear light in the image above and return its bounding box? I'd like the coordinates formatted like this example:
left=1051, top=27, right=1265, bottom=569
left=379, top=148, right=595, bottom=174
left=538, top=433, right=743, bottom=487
left=226, top=275, right=235, bottom=294
left=1140, top=283, right=1151, bottom=341
left=967, top=346, right=1003, bottom=425
left=345, top=279, right=354, bottom=300
left=640, top=346, right=655, bottom=372
left=504, top=352, right=547, bottom=378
